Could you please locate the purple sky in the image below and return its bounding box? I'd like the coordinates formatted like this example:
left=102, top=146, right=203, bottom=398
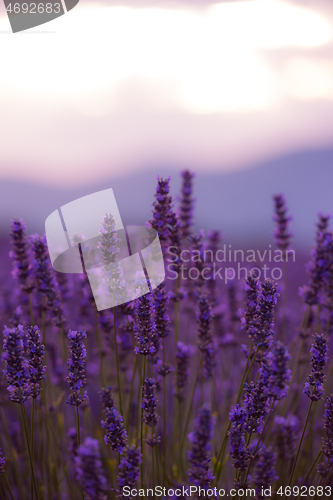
left=0, top=0, right=333, bottom=187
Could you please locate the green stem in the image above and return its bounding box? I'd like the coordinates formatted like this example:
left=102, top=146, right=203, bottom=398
left=4, top=475, right=15, bottom=500
left=21, top=404, right=39, bottom=500
left=288, top=400, right=313, bottom=490
left=141, top=356, right=146, bottom=488
left=113, top=307, right=123, bottom=415
left=76, top=405, right=81, bottom=447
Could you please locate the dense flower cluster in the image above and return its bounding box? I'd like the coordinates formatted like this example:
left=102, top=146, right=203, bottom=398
left=2, top=325, right=32, bottom=404
left=101, top=407, right=128, bottom=453
left=98, top=213, right=125, bottom=302
left=187, top=404, right=215, bottom=492
left=134, top=292, right=156, bottom=356
left=30, top=233, right=65, bottom=328
left=178, top=170, right=195, bottom=239
left=228, top=405, right=249, bottom=471
left=75, top=437, right=107, bottom=500
left=304, top=333, right=329, bottom=401
left=261, top=342, right=291, bottom=401
left=253, top=446, right=278, bottom=499
left=174, top=341, right=193, bottom=401
left=322, top=395, right=333, bottom=460
left=249, top=279, right=278, bottom=349
left=26, top=326, right=46, bottom=399
left=148, top=176, right=173, bottom=249
left=66, top=330, right=88, bottom=406
left=142, top=377, right=159, bottom=428
left=9, top=218, right=34, bottom=293
left=197, top=295, right=215, bottom=378
left=118, top=446, right=142, bottom=499
left=273, top=194, right=292, bottom=255
left=99, top=386, right=114, bottom=410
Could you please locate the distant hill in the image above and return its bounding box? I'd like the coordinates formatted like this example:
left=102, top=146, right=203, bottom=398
left=0, top=148, right=332, bottom=252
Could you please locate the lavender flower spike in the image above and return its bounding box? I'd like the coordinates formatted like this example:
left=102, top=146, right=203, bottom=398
left=99, top=386, right=114, bottom=411
left=179, top=170, right=195, bottom=239
left=148, top=176, right=173, bottom=249
left=134, top=291, right=156, bottom=356
left=30, top=233, right=65, bottom=328
left=273, top=194, right=292, bottom=257
left=118, top=446, right=142, bottom=499
left=66, top=330, right=88, bottom=406
left=26, top=326, right=47, bottom=399
left=9, top=218, right=34, bottom=293
left=322, top=395, right=333, bottom=460
left=2, top=325, right=32, bottom=404
left=241, top=275, right=260, bottom=335
left=261, top=342, right=291, bottom=401
left=228, top=405, right=249, bottom=471
left=250, top=279, right=278, bottom=349
left=174, top=341, right=194, bottom=401
left=187, top=404, right=215, bottom=492
left=0, top=449, right=5, bottom=475
left=253, top=446, right=278, bottom=499
left=197, top=296, right=215, bottom=379
left=98, top=213, right=125, bottom=302
left=75, top=437, right=108, bottom=500
left=304, top=333, right=329, bottom=402
left=142, top=377, right=159, bottom=427
left=101, top=407, right=128, bottom=454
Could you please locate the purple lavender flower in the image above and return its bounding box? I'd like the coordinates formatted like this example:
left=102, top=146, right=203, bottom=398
left=241, top=275, right=260, bottom=335
left=101, top=407, right=128, bottom=453
left=253, top=446, right=278, bottom=499
left=188, top=232, right=206, bottom=291
left=0, top=449, right=5, bottom=475
left=274, top=415, right=298, bottom=462
left=99, top=386, right=114, bottom=411
left=179, top=170, right=195, bottom=239
left=26, top=326, right=47, bottom=399
left=75, top=437, right=107, bottom=500
left=134, top=292, right=156, bottom=356
left=273, top=194, right=292, bottom=256
left=168, top=211, right=182, bottom=274
left=66, top=330, right=88, bottom=406
left=228, top=405, right=250, bottom=471
left=148, top=176, right=173, bottom=249
left=142, top=377, right=159, bottom=427
left=118, top=446, right=142, bottom=499
left=98, top=213, right=125, bottom=302
left=187, top=404, right=215, bottom=492
left=174, top=342, right=194, bottom=401
left=2, top=325, right=32, bottom=404
left=299, top=214, right=332, bottom=306
left=304, top=333, right=329, bottom=402
left=322, top=395, right=333, bottom=460
left=30, top=234, right=65, bottom=328
left=261, top=342, right=291, bottom=400
left=243, top=371, right=271, bottom=434
left=249, top=279, right=278, bottom=349
left=197, top=296, right=215, bottom=378
left=9, top=218, right=34, bottom=293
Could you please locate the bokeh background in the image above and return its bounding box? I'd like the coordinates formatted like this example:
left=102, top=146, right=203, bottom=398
left=0, top=0, right=333, bottom=248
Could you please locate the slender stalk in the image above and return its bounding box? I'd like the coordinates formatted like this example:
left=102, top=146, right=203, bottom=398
left=21, top=404, right=39, bottom=500
left=95, top=310, right=106, bottom=388
left=113, top=307, right=123, bottom=415
left=126, top=356, right=138, bottom=430
left=76, top=405, right=81, bottom=447
left=141, top=356, right=146, bottom=488
left=4, top=475, right=15, bottom=500
left=288, top=400, right=313, bottom=490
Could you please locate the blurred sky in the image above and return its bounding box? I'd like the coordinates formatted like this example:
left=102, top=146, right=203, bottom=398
left=0, top=0, right=333, bottom=187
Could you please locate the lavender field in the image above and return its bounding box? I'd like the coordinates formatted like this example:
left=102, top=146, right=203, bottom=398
left=0, top=171, right=333, bottom=500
